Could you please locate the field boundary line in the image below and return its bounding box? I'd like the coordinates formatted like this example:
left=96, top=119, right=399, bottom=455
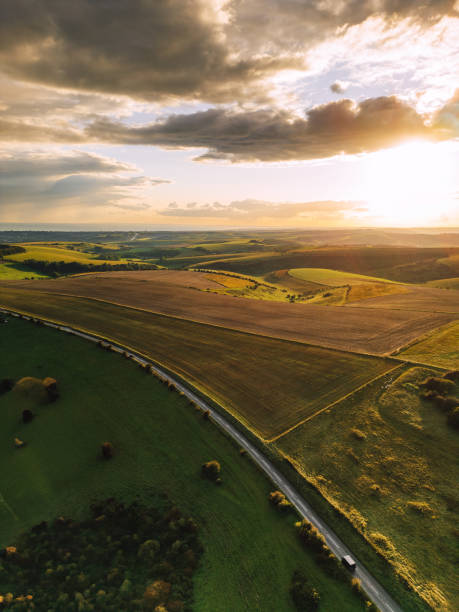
left=267, top=363, right=405, bottom=443
left=0, top=288, right=406, bottom=362
left=390, top=318, right=459, bottom=357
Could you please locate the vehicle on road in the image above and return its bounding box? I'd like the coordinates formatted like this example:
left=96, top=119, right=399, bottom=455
left=342, top=555, right=357, bottom=571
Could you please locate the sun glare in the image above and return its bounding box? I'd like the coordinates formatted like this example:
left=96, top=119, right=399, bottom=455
left=363, top=141, right=457, bottom=226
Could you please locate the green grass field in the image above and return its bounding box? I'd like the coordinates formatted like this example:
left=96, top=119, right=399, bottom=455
left=276, top=367, right=459, bottom=612
left=0, top=317, right=366, bottom=612
left=6, top=244, right=134, bottom=265
left=288, top=268, right=398, bottom=286
left=0, top=262, right=49, bottom=280
left=398, top=321, right=459, bottom=369
left=0, top=288, right=395, bottom=440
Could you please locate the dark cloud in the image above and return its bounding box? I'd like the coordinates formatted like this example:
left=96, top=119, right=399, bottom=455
left=0, top=1, right=456, bottom=104
left=159, top=198, right=366, bottom=221
left=0, top=150, right=169, bottom=210
left=85, top=95, right=432, bottom=161
left=0, top=0, right=299, bottom=103
left=1, top=92, right=457, bottom=162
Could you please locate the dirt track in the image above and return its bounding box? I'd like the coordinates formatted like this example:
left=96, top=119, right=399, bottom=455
left=2, top=270, right=457, bottom=355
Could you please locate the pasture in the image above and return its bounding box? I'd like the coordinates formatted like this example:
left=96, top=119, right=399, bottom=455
left=5, top=243, right=135, bottom=265
left=398, top=321, right=459, bottom=369
left=0, top=289, right=395, bottom=440
left=276, top=367, right=459, bottom=612
left=0, top=262, right=49, bottom=280
left=1, top=271, right=455, bottom=354
left=288, top=267, right=398, bottom=286
left=0, top=317, right=367, bottom=612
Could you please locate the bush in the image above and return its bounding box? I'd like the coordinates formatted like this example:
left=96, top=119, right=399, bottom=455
left=268, top=490, right=291, bottom=511
left=295, top=519, right=326, bottom=553
left=447, top=407, right=459, bottom=430
left=289, top=570, right=320, bottom=611
left=0, top=378, right=14, bottom=394
left=419, top=377, right=455, bottom=395
left=22, top=409, right=34, bottom=424
left=101, top=442, right=114, bottom=460
left=443, top=370, right=459, bottom=382
left=201, top=460, right=221, bottom=482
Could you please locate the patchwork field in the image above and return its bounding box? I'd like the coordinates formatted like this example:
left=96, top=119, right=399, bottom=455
left=398, top=320, right=459, bottom=369
left=275, top=367, right=459, bottom=612
left=0, top=289, right=396, bottom=440
left=0, top=317, right=368, bottom=612
left=288, top=267, right=399, bottom=286
left=205, top=246, right=459, bottom=283
left=1, top=271, right=455, bottom=355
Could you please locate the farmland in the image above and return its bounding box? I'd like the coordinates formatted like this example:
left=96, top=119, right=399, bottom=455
left=0, top=289, right=396, bottom=440
left=398, top=320, right=459, bottom=369
left=0, top=317, right=367, bottom=611
left=275, top=367, right=459, bottom=612
left=6, top=243, right=134, bottom=265
left=0, top=261, right=49, bottom=280
left=1, top=271, right=455, bottom=355
left=288, top=268, right=399, bottom=286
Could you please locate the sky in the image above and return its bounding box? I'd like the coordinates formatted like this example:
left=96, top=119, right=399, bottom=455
left=0, top=0, right=458, bottom=229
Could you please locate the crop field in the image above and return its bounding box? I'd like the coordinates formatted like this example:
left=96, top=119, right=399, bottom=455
left=204, top=246, right=459, bottom=283
left=0, top=318, right=367, bottom=612
left=345, top=285, right=459, bottom=314
left=276, top=367, right=459, bottom=612
left=0, top=288, right=397, bottom=440
left=2, top=271, right=455, bottom=355
left=288, top=267, right=398, bottom=286
left=398, top=321, right=459, bottom=369
left=0, top=262, right=49, bottom=280
left=6, top=243, right=135, bottom=265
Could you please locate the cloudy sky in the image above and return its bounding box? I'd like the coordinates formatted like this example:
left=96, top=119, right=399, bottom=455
left=0, top=0, right=458, bottom=227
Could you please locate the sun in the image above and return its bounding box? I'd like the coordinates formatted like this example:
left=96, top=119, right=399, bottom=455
left=363, top=141, right=457, bottom=226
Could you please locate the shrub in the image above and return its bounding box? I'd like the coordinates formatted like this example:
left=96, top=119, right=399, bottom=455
left=295, top=519, right=326, bottom=553
left=443, top=370, right=459, bottom=382
left=201, top=460, right=221, bottom=482
left=289, top=570, right=320, bottom=611
left=13, top=377, right=49, bottom=404
left=447, top=407, right=459, bottom=430
left=143, top=580, right=171, bottom=608
left=407, top=501, right=433, bottom=516
left=0, top=378, right=14, bottom=394
left=350, top=428, right=366, bottom=440
left=101, top=442, right=114, bottom=460
left=434, top=395, right=459, bottom=412
left=419, top=377, right=455, bottom=395
left=22, top=409, right=34, bottom=424
left=268, top=490, right=291, bottom=511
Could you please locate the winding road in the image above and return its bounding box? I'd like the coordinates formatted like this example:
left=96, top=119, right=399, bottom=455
left=2, top=307, right=405, bottom=612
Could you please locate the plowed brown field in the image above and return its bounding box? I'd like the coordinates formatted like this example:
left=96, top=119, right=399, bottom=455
left=1, top=270, right=456, bottom=355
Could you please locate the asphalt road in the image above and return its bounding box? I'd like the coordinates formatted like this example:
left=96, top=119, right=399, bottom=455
left=2, top=308, right=405, bottom=612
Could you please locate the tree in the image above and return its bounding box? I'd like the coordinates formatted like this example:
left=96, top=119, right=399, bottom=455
left=201, top=460, right=221, bottom=481
left=22, top=409, right=34, bottom=424
left=101, top=442, right=114, bottom=459
left=290, top=570, right=320, bottom=611
left=447, top=407, right=459, bottom=430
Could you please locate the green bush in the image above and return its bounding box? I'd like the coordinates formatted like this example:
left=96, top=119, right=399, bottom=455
left=289, top=570, right=320, bottom=611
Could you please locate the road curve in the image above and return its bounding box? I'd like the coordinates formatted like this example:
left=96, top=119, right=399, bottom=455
left=2, top=308, right=405, bottom=612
